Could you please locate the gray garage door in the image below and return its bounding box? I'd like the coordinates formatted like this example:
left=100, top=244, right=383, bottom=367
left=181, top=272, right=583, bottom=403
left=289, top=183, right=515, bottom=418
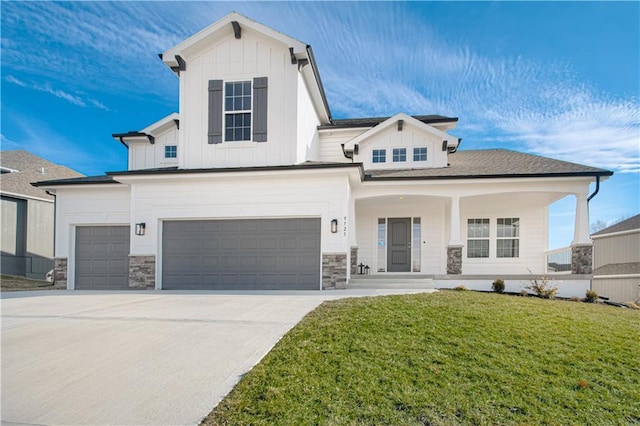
left=162, top=218, right=321, bottom=290
left=75, top=226, right=130, bottom=290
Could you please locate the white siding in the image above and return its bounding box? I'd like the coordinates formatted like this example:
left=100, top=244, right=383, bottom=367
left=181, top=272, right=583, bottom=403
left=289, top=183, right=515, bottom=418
left=317, top=129, right=366, bottom=163
left=179, top=27, right=303, bottom=169
left=353, top=122, right=449, bottom=170
left=296, top=72, right=321, bottom=163
left=128, top=127, right=179, bottom=170
left=592, top=277, right=640, bottom=303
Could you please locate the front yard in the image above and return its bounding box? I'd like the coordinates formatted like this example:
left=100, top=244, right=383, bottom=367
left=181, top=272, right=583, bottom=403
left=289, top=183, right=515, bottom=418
left=1, top=274, right=54, bottom=292
left=204, top=291, right=640, bottom=425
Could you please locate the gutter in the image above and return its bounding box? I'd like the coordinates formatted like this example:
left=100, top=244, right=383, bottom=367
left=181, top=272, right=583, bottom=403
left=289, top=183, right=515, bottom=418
left=305, top=45, right=332, bottom=122
left=587, top=175, right=600, bottom=202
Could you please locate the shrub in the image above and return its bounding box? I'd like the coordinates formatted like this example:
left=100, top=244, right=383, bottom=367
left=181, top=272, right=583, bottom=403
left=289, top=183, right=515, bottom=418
left=584, top=289, right=598, bottom=303
left=526, top=276, right=558, bottom=299
left=569, top=296, right=581, bottom=302
left=492, top=279, right=505, bottom=294
left=454, top=285, right=468, bottom=291
left=520, top=289, right=529, bottom=297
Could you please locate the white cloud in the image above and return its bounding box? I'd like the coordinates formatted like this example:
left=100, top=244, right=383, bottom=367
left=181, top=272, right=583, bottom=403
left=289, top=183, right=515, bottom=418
left=4, top=75, right=111, bottom=110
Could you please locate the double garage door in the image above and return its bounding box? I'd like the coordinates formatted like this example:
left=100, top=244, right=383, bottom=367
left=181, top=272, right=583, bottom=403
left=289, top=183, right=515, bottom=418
left=162, top=218, right=321, bottom=290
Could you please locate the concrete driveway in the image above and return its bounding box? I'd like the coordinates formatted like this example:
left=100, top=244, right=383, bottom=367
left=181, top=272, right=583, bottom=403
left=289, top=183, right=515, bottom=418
left=1, top=289, right=434, bottom=425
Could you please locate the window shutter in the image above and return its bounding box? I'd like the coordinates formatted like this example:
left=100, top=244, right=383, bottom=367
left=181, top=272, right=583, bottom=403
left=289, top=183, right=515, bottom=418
left=253, top=77, right=268, bottom=142
left=208, top=80, right=223, bottom=144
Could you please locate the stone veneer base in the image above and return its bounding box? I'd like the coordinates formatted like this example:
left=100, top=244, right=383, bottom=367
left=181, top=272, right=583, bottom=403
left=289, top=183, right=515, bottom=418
left=53, top=257, right=68, bottom=289
left=129, top=255, right=156, bottom=289
left=447, top=246, right=463, bottom=275
left=322, top=253, right=347, bottom=290
left=350, top=246, right=359, bottom=276
left=571, top=244, right=593, bottom=275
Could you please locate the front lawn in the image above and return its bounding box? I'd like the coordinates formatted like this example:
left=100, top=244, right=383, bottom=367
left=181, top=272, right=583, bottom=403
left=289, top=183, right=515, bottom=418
left=204, top=291, right=640, bottom=425
left=1, top=274, right=54, bottom=292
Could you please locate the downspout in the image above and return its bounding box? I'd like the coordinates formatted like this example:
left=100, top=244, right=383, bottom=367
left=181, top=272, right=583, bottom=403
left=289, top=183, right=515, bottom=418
left=587, top=175, right=600, bottom=202
left=118, top=137, right=129, bottom=150
left=46, top=190, right=56, bottom=284
left=340, top=144, right=354, bottom=162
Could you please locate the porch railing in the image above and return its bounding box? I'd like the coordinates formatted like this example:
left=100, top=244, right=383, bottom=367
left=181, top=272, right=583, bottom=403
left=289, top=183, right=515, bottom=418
left=546, top=247, right=572, bottom=274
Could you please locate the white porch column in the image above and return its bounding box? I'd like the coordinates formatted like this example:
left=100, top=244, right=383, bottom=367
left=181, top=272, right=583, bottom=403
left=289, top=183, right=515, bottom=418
left=572, top=193, right=591, bottom=245
left=449, top=196, right=462, bottom=246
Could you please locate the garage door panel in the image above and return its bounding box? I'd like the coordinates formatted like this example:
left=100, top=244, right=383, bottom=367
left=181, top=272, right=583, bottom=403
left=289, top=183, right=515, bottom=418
left=75, top=226, right=130, bottom=290
left=162, top=219, right=320, bottom=290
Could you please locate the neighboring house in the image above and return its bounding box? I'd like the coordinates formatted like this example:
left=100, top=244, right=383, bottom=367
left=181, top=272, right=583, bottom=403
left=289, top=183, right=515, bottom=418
left=591, top=215, right=640, bottom=303
left=1, top=150, right=83, bottom=279
left=35, top=13, right=613, bottom=295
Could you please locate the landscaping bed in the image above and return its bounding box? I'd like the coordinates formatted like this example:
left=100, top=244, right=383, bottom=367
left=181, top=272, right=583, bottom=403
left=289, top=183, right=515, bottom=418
left=204, top=291, right=640, bottom=425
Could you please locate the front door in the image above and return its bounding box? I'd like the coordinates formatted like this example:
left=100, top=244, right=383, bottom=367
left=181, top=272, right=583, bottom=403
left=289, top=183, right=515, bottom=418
left=387, top=218, right=411, bottom=272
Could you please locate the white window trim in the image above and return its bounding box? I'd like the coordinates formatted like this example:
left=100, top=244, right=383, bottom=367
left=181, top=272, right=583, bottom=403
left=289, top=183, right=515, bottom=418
left=392, top=147, right=407, bottom=163
left=224, top=80, right=252, bottom=142
left=412, top=146, right=428, bottom=162
left=164, top=145, right=177, bottom=159
left=496, top=217, right=520, bottom=258
left=372, top=148, right=387, bottom=163
left=464, top=216, right=522, bottom=260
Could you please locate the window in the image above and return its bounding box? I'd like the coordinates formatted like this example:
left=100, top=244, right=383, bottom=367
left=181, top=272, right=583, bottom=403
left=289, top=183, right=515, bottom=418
left=164, top=145, right=177, bottom=158
left=393, top=148, right=406, bottom=162
left=467, top=218, right=490, bottom=258
left=224, top=81, right=252, bottom=141
left=412, top=217, right=421, bottom=272
left=497, top=218, right=520, bottom=258
left=372, top=149, right=386, bottom=163
left=377, top=218, right=386, bottom=272
left=413, top=147, right=427, bottom=161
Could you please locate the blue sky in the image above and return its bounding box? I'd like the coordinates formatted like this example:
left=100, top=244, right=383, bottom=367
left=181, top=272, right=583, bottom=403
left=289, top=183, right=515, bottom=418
left=1, top=1, right=638, bottom=248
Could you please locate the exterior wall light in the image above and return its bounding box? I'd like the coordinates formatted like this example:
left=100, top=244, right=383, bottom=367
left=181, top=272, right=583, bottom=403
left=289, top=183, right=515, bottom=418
left=331, top=219, right=338, bottom=233
left=135, top=223, right=146, bottom=236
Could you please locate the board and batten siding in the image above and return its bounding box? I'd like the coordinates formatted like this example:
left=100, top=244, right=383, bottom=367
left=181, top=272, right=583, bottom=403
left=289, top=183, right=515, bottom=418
left=179, top=27, right=301, bottom=169
left=592, top=277, right=640, bottom=303
left=593, top=231, right=640, bottom=268
left=128, top=127, right=179, bottom=170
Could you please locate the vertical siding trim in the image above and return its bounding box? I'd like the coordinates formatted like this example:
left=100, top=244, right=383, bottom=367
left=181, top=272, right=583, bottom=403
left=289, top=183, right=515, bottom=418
left=253, top=77, right=268, bottom=142
left=208, top=80, right=223, bottom=144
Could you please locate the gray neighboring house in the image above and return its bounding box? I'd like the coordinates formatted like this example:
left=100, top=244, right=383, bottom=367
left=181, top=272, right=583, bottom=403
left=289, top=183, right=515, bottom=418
left=1, top=150, right=83, bottom=279
left=591, top=214, right=640, bottom=303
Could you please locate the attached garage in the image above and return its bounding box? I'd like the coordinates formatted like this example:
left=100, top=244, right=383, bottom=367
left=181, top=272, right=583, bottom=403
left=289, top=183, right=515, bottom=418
left=162, top=218, right=321, bottom=290
left=75, top=226, right=130, bottom=290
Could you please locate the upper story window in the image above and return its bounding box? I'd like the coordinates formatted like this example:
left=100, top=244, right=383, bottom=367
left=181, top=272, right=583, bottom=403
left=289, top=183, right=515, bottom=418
left=497, top=218, right=520, bottom=258
left=392, top=148, right=406, bottom=162
left=467, top=218, right=490, bottom=258
left=372, top=149, right=386, bottom=163
left=224, top=81, right=252, bottom=141
left=413, top=147, right=427, bottom=161
left=164, top=145, right=177, bottom=158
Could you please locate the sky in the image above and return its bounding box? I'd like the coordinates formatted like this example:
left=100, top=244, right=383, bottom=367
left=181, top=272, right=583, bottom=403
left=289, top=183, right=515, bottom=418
left=1, top=1, right=639, bottom=249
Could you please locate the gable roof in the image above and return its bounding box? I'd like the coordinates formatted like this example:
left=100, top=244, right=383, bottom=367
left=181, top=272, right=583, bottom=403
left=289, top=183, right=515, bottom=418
left=1, top=150, right=83, bottom=200
left=592, top=214, right=640, bottom=236
left=161, top=12, right=331, bottom=123
left=366, top=149, right=612, bottom=180
left=318, top=115, right=458, bottom=130
left=343, top=113, right=460, bottom=150
left=593, top=262, right=640, bottom=276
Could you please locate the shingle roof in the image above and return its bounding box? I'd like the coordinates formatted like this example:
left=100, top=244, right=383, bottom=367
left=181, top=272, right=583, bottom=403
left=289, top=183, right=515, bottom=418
left=366, top=149, right=612, bottom=180
left=592, top=214, right=640, bottom=236
left=31, top=175, right=117, bottom=187
left=319, top=115, right=457, bottom=130
left=1, top=150, right=83, bottom=200
left=593, top=262, right=640, bottom=276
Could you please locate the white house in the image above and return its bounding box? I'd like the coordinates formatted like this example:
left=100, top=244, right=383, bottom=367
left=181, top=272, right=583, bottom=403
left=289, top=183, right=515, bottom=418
left=35, top=13, right=612, bottom=295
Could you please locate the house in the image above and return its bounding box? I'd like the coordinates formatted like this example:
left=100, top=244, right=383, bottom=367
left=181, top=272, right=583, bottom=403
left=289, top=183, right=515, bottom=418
left=34, top=13, right=613, bottom=295
left=1, top=150, right=83, bottom=279
left=591, top=215, right=640, bottom=303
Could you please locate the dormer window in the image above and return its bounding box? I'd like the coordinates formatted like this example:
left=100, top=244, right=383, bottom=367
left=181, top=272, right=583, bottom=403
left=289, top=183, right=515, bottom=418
left=413, top=147, right=427, bottom=161
left=372, top=149, right=386, bottom=163
left=225, top=81, right=252, bottom=141
left=392, top=148, right=406, bottom=162
left=164, top=145, right=177, bottom=158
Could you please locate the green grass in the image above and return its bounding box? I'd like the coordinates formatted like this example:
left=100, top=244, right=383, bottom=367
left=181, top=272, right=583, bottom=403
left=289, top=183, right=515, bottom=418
left=204, top=291, right=640, bottom=425
left=1, top=274, right=54, bottom=291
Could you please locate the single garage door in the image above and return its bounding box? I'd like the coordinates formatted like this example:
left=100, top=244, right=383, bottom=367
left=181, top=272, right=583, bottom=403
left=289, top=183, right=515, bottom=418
left=162, top=218, right=321, bottom=290
left=75, top=226, right=130, bottom=290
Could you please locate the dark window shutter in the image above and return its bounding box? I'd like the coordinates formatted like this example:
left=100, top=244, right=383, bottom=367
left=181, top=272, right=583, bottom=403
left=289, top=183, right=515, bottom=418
left=253, top=77, right=268, bottom=142
left=208, top=80, right=223, bottom=144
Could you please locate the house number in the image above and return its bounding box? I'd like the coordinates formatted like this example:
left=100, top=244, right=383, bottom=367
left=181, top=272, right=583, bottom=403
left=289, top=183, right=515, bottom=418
left=343, top=215, right=347, bottom=237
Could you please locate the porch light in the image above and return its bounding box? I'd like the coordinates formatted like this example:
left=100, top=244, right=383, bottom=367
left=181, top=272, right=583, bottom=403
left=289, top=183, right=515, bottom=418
left=135, top=223, right=146, bottom=236
left=331, top=219, right=338, bottom=233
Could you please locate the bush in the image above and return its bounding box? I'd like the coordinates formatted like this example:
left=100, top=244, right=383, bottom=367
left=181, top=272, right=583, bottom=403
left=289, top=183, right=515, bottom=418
left=584, top=289, right=599, bottom=303
left=454, top=285, right=468, bottom=291
left=492, top=279, right=505, bottom=294
left=526, top=276, right=558, bottom=299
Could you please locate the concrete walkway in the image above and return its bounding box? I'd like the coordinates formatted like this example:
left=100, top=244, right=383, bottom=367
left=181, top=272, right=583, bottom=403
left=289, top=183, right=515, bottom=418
left=1, top=289, right=435, bottom=426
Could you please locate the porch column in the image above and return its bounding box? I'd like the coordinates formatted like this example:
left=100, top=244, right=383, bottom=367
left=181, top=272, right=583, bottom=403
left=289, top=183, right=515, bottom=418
left=571, top=193, right=593, bottom=274
left=447, top=196, right=463, bottom=274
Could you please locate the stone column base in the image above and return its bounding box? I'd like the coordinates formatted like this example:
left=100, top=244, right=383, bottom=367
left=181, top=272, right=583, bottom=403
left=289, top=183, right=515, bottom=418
left=447, top=246, right=463, bottom=275
left=571, top=244, right=593, bottom=274
left=53, top=257, right=68, bottom=289
left=322, top=253, right=347, bottom=290
left=350, top=246, right=359, bottom=276
left=129, top=255, right=156, bottom=289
